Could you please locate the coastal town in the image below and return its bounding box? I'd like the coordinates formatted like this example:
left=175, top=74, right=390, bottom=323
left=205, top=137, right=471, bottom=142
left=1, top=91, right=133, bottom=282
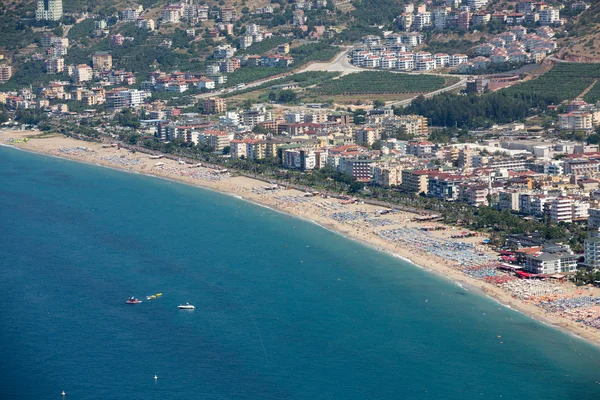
left=5, top=0, right=600, bottom=346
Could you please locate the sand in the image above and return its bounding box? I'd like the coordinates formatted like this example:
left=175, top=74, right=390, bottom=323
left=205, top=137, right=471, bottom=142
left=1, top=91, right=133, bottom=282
left=3, top=129, right=600, bottom=347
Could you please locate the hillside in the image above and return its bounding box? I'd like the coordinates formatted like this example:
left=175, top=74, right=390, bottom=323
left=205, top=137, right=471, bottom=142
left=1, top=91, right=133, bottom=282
left=558, top=2, right=600, bottom=62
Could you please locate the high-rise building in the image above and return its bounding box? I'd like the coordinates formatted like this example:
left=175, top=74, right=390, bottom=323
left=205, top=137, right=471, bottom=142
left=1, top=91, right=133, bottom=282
left=36, top=0, right=63, bottom=21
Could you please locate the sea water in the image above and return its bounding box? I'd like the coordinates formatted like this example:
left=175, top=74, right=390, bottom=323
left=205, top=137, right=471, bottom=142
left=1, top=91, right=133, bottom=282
left=1, top=145, right=600, bottom=400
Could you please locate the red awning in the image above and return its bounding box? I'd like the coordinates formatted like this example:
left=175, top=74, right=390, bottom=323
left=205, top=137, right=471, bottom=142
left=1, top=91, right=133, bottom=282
left=516, top=271, right=535, bottom=278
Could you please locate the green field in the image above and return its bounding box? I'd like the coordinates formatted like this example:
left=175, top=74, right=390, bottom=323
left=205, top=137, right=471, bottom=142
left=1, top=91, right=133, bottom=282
left=584, top=80, right=600, bottom=103
left=222, top=71, right=340, bottom=97
left=310, top=71, right=453, bottom=95
left=502, top=63, right=600, bottom=103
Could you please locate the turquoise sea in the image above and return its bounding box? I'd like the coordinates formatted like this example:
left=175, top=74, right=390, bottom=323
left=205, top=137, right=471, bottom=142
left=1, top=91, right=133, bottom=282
left=1, top=145, right=600, bottom=399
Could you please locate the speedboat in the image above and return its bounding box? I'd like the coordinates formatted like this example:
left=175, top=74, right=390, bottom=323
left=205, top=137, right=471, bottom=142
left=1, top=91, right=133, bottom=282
left=178, top=303, right=195, bottom=310
left=126, top=296, right=142, bottom=304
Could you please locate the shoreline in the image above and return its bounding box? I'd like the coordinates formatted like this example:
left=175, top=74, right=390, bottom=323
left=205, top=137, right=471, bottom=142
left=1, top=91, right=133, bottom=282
left=4, top=130, right=600, bottom=348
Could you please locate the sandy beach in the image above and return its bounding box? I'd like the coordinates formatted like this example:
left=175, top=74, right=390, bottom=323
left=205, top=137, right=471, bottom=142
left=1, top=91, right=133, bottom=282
left=4, top=129, right=600, bottom=347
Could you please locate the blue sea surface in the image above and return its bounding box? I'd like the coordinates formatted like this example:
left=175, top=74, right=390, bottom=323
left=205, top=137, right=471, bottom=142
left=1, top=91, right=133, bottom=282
left=1, top=145, right=600, bottom=399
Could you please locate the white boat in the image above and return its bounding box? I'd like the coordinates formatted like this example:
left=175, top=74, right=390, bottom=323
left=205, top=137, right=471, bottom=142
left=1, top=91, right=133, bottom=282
left=178, top=303, right=195, bottom=310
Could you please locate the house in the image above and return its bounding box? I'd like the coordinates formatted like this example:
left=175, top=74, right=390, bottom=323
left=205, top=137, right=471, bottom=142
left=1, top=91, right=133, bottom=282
left=261, top=54, right=294, bottom=67
left=196, top=77, right=215, bottom=90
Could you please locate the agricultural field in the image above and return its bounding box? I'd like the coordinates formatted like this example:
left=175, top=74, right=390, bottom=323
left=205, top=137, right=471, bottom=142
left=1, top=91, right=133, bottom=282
left=584, top=80, right=600, bottom=103
left=224, top=67, right=287, bottom=88
left=502, top=63, right=600, bottom=104
left=290, top=42, right=341, bottom=65
left=310, top=71, right=453, bottom=95
left=222, top=71, right=340, bottom=98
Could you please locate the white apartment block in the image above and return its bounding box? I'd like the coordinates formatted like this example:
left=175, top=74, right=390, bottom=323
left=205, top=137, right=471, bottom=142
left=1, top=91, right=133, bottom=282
left=162, top=6, right=182, bottom=23
left=136, top=19, right=155, bottom=31
left=121, top=9, right=139, bottom=21
left=413, top=12, right=432, bottom=30
left=559, top=112, right=593, bottom=130
left=73, top=64, right=92, bottom=83
left=36, top=0, right=63, bottom=21
left=539, top=8, right=560, bottom=26
left=466, top=0, right=488, bottom=11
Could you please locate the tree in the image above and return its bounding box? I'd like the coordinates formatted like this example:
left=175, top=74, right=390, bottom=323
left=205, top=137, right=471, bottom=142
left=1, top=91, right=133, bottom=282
left=128, top=134, right=140, bottom=145
left=348, top=181, right=364, bottom=193
left=373, top=99, right=385, bottom=109
left=114, top=109, right=140, bottom=128
left=277, top=90, right=298, bottom=103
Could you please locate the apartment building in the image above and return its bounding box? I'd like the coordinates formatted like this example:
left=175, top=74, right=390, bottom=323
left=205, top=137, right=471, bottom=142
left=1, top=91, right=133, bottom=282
left=559, top=112, right=593, bottom=130
left=373, top=164, right=402, bottom=187
left=195, top=130, right=230, bottom=151
left=548, top=197, right=573, bottom=223
left=73, top=64, right=92, bottom=83
left=401, top=170, right=430, bottom=194
left=340, top=158, right=375, bottom=182
left=45, top=57, right=64, bottom=74
left=203, top=97, right=226, bottom=114
left=92, top=52, right=113, bottom=71
left=106, top=89, right=146, bottom=111
left=0, top=64, right=13, bottom=82
left=36, top=0, right=63, bottom=21
left=525, top=245, right=577, bottom=274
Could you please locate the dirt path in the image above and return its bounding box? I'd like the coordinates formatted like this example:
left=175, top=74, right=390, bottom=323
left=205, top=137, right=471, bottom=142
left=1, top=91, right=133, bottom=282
left=577, top=78, right=598, bottom=99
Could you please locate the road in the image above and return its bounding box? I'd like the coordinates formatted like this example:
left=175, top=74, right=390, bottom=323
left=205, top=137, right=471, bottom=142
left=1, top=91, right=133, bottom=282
left=387, top=77, right=469, bottom=107
left=195, top=46, right=468, bottom=106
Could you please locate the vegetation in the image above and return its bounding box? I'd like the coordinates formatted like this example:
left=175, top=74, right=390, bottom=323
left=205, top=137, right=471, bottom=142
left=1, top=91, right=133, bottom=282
left=402, top=92, right=537, bottom=129
left=584, top=80, right=600, bottom=103
left=2, top=61, right=63, bottom=91
left=289, top=42, right=340, bottom=65
left=501, top=63, right=600, bottom=103
left=67, top=18, right=96, bottom=41
left=224, top=67, right=286, bottom=87
left=221, top=71, right=340, bottom=97
left=404, top=64, right=600, bottom=128
left=240, top=36, right=289, bottom=55
left=67, top=36, right=200, bottom=75
left=15, top=109, right=48, bottom=125
left=350, top=0, right=404, bottom=25
left=268, top=89, right=298, bottom=103
left=114, top=109, right=141, bottom=129
left=425, top=38, right=478, bottom=57
left=312, top=71, right=450, bottom=95
left=573, top=269, right=600, bottom=286
left=0, top=9, right=41, bottom=50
